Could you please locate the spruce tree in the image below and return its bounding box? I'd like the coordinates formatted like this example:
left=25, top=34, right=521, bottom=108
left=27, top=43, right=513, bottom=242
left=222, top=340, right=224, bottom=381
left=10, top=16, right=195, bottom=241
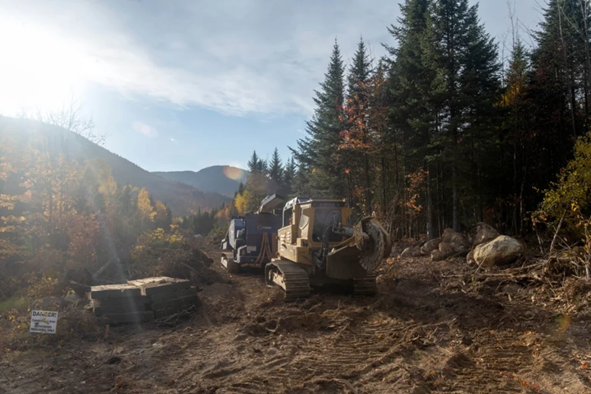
left=268, top=148, right=283, bottom=186
left=247, top=151, right=261, bottom=174
left=424, top=0, right=500, bottom=230
left=344, top=38, right=374, bottom=214
left=281, top=157, right=296, bottom=197
left=347, top=38, right=373, bottom=103
left=527, top=0, right=591, bottom=199
left=245, top=150, right=269, bottom=212
left=386, top=0, right=434, bottom=235
left=292, top=40, right=346, bottom=198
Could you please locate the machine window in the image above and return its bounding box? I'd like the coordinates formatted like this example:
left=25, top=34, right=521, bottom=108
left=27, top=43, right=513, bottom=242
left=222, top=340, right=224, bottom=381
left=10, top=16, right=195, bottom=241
left=299, top=213, right=309, bottom=229
left=312, top=209, right=342, bottom=242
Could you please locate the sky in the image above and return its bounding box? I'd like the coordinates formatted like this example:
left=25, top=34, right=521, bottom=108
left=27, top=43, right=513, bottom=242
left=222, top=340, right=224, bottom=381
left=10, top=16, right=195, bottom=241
left=0, top=0, right=544, bottom=172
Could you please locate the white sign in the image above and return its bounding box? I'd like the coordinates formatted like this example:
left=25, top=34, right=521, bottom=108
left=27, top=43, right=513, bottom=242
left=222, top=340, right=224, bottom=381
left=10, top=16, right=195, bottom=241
left=30, top=310, right=58, bottom=334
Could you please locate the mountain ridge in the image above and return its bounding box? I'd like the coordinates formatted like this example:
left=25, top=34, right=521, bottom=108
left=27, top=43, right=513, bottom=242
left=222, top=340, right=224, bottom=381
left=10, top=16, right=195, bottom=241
left=154, top=165, right=248, bottom=198
left=0, top=116, right=230, bottom=216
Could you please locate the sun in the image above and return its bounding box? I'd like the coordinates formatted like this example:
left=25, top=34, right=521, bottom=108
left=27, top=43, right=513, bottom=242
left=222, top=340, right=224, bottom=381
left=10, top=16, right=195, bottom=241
left=0, top=18, right=91, bottom=115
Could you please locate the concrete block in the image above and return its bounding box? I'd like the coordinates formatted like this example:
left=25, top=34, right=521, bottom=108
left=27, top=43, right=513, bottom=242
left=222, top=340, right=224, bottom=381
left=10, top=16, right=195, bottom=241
left=93, top=303, right=147, bottom=316
left=102, top=311, right=154, bottom=325
left=92, top=296, right=150, bottom=308
left=90, top=284, right=141, bottom=300
left=151, top=295, right=199, bottom=312
left=149, top=287, right=198, bottom=303
left=128, top=277, right=191, bottom=296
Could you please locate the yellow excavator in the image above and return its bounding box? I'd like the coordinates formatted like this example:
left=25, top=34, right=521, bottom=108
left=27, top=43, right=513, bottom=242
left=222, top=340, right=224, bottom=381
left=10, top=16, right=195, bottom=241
left=264, top=197, right=391, bottom=301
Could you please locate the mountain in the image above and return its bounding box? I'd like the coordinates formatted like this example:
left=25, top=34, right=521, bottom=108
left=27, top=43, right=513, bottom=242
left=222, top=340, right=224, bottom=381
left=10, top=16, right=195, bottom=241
left=154, top=165, right=248, bottom=198
left=0, top=116, right=230, bottom=216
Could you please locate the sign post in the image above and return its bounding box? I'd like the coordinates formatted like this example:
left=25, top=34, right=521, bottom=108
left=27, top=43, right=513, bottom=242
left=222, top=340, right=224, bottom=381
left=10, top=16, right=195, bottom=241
left=29, top=310, right=58, bottom=334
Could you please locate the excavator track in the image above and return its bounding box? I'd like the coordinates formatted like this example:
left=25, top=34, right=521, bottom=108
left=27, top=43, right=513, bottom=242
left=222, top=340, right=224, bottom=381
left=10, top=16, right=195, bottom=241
left=265, top=261, right=310, bottom=301
left=353, top=274, right=378, bottom=296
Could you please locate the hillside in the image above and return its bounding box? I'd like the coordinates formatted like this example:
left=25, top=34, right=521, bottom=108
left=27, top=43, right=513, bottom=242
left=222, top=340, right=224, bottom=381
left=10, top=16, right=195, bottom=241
left=154, top=165, right=248, bottom=198
left=0, top=116, right=230, bottom=216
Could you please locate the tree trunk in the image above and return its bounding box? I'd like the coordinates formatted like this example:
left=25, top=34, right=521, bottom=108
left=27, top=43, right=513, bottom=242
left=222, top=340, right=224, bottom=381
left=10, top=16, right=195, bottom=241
left=427, top=164, right=434, bottom=239
left=364, top=152, right=371, bottom=215
left=381, top=155, right=387, bottom=215
left=558, top=4, right=578, bottom=137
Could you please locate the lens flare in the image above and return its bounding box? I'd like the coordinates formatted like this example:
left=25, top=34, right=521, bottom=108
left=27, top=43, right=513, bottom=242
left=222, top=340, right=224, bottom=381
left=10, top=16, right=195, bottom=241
left=223, top=166, right=245, bottom=181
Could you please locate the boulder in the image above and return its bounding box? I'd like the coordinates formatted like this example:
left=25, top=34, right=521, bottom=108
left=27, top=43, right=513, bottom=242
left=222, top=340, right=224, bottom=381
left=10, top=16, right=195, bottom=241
left=439, top=242, right=455, bottom=258
left=466, top=250, right=476, bottom=265
left=420, top=238, right=441, bottom=256
left=401, top=246, right=422, bottom=258
left=473, top=235, right=523, bottom=269
left=63, top=294, right=81, bottom=305
left=431, top=250, right=445, bottom=261
left=441, top=228, right=471, bottom=254
left=472, top=222, right=500, bottom=246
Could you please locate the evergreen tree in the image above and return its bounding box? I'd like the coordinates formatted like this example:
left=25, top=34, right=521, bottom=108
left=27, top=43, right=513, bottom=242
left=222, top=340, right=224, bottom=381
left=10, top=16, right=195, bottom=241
left=525, top=0, right=591, bottom=207
left=267, top=148, right=284, bottom=186
left=498, top=39, right=532, bottom=233
left=236, top=181, right=245, bottom=196
left=341, top=38, right=374, bottom=214
left=424, top=0, right=500, bottom=230
left=292, top=40, right=346, bottom=198
left=247, top=151, right=266, bottom=174
left=347, top=38, right=373, bottom=103
left=386, top=0, right=435, bottom=236
left=281, top=157, right=296, bottom=197
left=245, top=150, right=269, bottom=212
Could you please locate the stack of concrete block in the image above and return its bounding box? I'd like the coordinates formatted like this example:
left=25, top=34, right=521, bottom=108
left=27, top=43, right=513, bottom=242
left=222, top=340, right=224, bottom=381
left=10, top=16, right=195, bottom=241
left=127, top=277, right=199, bottom=319
left=90, top=284, right=154, bottom=324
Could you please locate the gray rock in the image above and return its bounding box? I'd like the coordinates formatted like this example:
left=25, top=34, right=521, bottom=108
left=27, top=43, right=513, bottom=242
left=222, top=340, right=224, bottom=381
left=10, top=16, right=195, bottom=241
left=439, top=242, right=455, bottom=258
left=473, top=235, right=523, bottom=269
left=466, top=250, right=476, bottom=265
left=420, top=238, right=441, bottom=256
left=473, top=222, right=500, bottom=246
left=401, top=246, right=422, bottom=258
left=431, top=250, right=445, bottom=261
left=441, top=228, right=471, bottom=254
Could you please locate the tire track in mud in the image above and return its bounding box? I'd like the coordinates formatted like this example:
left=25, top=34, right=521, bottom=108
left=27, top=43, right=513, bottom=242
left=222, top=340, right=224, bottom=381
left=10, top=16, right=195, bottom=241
left=140, top=257, right=591, bottom=393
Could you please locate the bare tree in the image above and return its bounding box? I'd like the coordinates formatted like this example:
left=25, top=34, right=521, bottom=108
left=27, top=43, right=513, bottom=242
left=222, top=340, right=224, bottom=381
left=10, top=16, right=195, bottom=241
left=32, top=96, right=106, bottom=146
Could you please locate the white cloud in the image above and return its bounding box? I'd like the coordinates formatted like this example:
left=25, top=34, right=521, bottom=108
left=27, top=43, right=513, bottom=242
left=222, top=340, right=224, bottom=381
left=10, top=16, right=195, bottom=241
left=0, top=0, right=541, bottom=118
left=132, top=121, right=159, bottom=138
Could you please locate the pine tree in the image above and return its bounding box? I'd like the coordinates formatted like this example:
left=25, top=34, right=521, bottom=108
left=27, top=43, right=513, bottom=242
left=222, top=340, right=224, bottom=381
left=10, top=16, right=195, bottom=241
left=281, top=157, right=296, bottom=197
left=267, top=148, right=283, bottom=186
left=292, top=40, right=346, bottom=198
left=341, top=38, right=374, bottom=214
left=347, top=38, right=373, bottom=103
left=498, top=39, right=532, bottom=233
left=424, top=0, right=500, bottom=230
left=386, top=0, right=435, bottom=236
left=245, top=150, right=269, bottom=212
left=247, top=151, right=263, bottom=174
left=526, top=0, right=591, bottom=203
left=236, top=181, right=245, bottom=196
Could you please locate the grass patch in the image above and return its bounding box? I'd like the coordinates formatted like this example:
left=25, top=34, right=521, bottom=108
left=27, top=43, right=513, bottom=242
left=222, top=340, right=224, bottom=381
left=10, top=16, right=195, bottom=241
left=0, top=296, right=29, bottom=314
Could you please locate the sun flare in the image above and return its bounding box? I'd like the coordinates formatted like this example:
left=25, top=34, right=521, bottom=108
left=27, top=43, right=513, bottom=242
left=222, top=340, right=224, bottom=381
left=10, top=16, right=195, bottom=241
left=0, top=19, right=91, bottom=115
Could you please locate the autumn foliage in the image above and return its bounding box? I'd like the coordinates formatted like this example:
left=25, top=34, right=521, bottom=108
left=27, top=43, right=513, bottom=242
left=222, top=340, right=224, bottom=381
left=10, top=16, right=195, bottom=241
left=0, top=121, right=176, bottom=301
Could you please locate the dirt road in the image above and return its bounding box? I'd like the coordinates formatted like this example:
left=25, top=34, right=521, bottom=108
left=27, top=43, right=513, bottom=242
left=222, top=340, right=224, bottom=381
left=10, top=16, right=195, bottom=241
left=2, top=253, right=591, bottom=393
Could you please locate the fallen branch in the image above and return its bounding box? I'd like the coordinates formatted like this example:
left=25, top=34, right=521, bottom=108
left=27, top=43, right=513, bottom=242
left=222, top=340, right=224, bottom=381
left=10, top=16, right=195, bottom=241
left=0, top=367, right=10, bottom=382
left=156, top=305, right=197, bottom=326
left=550, top=207, right=568, bottom=253
left=338, top=379, right=359, bottom=394
left=535, top=228, right=545, bottom=255
left=265, top=318, right=282, bottom=334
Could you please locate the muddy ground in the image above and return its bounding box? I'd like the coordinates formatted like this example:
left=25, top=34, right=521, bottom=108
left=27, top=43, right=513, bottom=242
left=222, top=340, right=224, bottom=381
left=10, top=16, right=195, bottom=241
left=2, top=251, right=591, bottom=393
